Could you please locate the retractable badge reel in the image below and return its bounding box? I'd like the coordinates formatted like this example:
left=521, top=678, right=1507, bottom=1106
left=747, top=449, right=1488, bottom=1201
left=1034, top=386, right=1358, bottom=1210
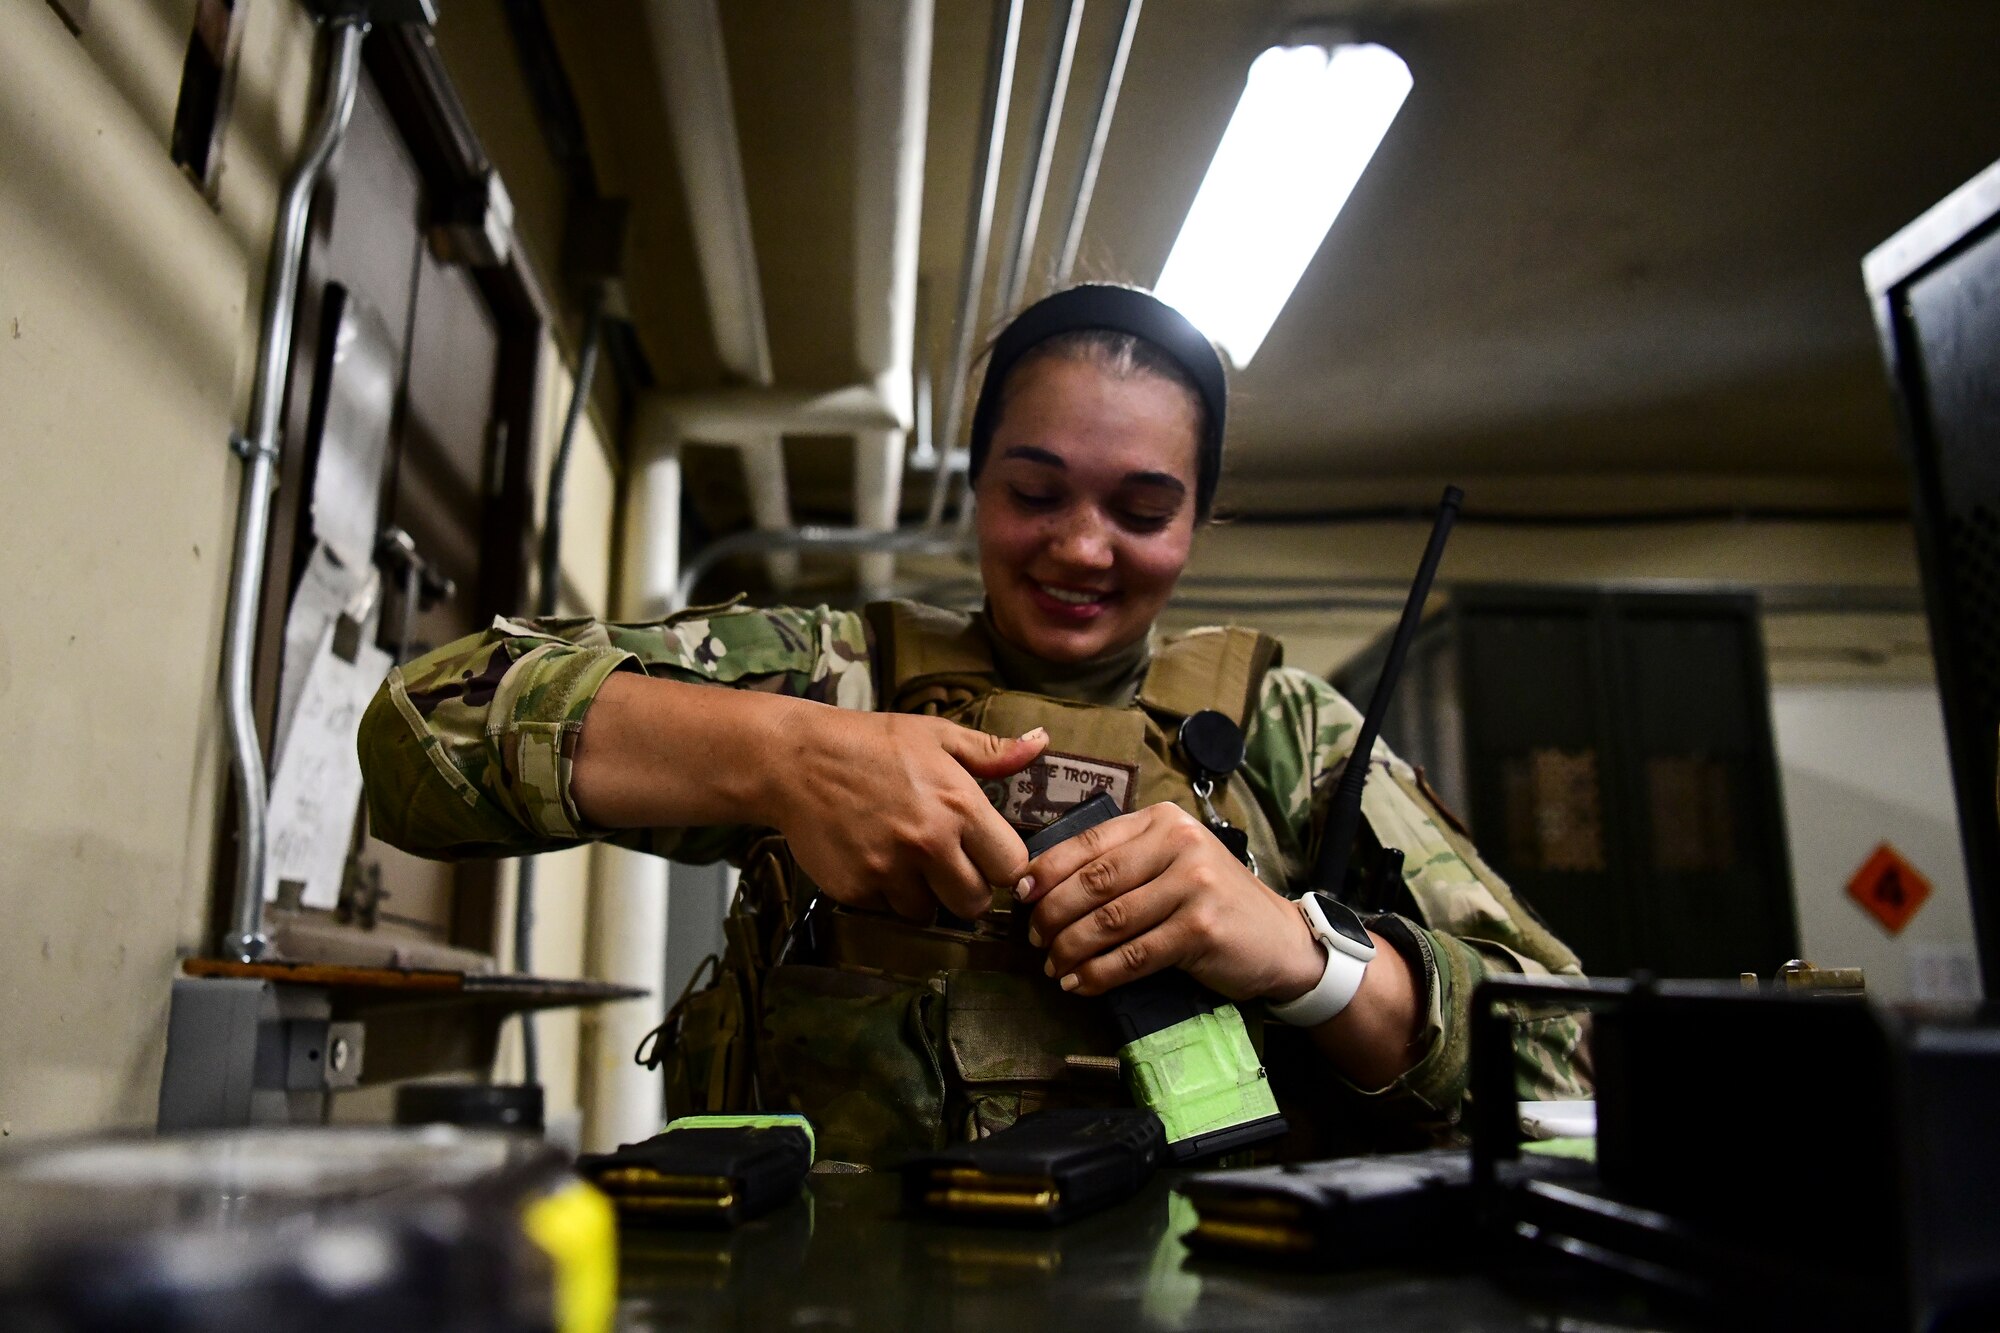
left=1178, top=710, right=1256, bottom=877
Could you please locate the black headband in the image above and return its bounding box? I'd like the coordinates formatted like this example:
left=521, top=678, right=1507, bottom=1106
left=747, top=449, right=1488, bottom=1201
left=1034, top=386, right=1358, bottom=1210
left=968, top=285, right=1227, bottom=517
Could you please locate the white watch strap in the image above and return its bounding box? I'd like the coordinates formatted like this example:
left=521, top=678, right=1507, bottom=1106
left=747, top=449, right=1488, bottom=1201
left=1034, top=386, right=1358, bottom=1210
left=1268, top=898, right=1375, bottom=1028
left=1268, top=942, right=1371, bottom=1027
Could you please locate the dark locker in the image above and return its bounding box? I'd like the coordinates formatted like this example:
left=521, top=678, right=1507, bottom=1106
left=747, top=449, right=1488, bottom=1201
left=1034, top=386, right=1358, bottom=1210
left=1337, top=587, right=1797, bottom=980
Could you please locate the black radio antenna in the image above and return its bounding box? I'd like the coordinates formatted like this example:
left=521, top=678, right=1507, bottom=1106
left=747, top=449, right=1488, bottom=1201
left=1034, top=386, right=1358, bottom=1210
left=1311, top=485, right=1464, bottom=896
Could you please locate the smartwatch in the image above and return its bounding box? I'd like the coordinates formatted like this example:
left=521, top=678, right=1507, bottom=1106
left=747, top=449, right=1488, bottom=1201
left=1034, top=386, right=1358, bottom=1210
left=1267, top=893, right=1377, bottom=1028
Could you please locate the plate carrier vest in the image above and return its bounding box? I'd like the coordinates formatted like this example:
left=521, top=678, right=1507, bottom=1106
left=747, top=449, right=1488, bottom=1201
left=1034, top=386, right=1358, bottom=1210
left=641, top=601, right=1290, bottom=1164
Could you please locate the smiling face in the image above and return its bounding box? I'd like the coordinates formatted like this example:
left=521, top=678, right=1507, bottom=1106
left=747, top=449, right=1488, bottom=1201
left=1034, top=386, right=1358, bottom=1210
left=974, top=353, right=1203, bottom=664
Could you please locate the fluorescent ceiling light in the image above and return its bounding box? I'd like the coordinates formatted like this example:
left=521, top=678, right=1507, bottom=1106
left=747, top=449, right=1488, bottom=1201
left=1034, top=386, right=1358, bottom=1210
left=1155, top=42, right=1412, bottom=368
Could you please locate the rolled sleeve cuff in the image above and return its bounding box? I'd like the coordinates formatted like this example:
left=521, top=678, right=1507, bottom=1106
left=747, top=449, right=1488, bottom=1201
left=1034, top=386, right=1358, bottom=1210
left=1330, top=915, right=1482, bottom=1131
left=489, top=642, right=637, bottom=841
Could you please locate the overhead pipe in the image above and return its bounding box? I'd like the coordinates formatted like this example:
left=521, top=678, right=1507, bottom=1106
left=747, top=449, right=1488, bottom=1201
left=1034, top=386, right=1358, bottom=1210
left=644, top=0, right=772, bottom=385
left=929, top=0, right=1026, bottom=529
left=643, top=4, right=944, bottom=609
left=852, top=0, right=931, bottom=423
left=642, top=0, right=794, bottom=587
left=686, top=0, right=1055, bottom=572
left=220, top=16, right=368, bottom=963
left=646, top=384, right=907, bottom=437
left=1054, top=0, right=1143, bottom=285
left=851, top=0, right=934, bottom=597
left=662, top=1, right=1141, bottom=588
left=640, top=379, right=920, bottom=599
left=673, top=525, right=970, bottom=613
left=994, top=0, right=1085, bottom=314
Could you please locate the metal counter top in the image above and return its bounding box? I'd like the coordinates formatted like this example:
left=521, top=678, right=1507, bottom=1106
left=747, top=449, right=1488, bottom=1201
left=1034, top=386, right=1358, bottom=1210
left=616, top=1171, right=1673, bottom=1331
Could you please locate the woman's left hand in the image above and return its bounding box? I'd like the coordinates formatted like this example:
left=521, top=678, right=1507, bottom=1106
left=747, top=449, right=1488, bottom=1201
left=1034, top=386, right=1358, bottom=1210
left=1019, top=802, right=1325, bottom=1002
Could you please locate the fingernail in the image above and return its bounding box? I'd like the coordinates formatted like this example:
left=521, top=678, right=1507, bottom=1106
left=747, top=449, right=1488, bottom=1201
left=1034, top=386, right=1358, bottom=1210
left=1042, top=958, right=1054, bottom=977
left=1019, top=727, right=1048, bottom=744
left=1015, top=875, right=1035, bottom=902
left=1060, top=973, right=1080, bottom=992
left=1028, top=926, right=1044, bottom=948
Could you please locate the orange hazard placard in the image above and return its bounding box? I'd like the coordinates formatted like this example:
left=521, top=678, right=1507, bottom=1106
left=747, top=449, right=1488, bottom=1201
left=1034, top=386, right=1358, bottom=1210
left=1846, top=842, right=1931, bottom=935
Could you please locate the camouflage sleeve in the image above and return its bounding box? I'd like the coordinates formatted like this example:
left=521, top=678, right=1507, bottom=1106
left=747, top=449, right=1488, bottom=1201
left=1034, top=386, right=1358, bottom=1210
left=359, top=601, right=875, bottom=863
left=1242, top=666, right=1593, bottom=1134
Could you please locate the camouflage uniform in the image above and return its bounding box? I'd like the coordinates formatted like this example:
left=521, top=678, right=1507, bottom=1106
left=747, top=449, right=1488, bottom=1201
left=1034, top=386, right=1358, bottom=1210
left=361, top=600, right=1590, bottom=1160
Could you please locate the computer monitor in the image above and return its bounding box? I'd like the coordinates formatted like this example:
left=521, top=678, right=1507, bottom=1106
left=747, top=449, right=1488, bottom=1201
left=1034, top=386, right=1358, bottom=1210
left=1865, top=156, right=2000, bottom=998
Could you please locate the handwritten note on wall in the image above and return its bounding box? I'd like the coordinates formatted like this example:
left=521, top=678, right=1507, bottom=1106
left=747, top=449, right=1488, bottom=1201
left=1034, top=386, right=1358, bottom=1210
left=263, top=622, right=392, bottom=909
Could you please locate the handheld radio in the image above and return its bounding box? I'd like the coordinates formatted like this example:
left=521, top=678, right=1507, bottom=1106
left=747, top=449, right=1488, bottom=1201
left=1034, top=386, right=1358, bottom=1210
left=1311, top=484, right=1463, bottom=898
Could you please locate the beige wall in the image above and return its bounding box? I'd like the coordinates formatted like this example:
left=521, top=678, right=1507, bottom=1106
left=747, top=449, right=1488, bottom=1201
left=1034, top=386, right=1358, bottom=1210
left=1172, top=494, right=1925, bottom=682
left=0, top=0, right=316, bottom=1140
left=1772, top=684, right=1982, bottom=1002
left=0, top=0, right=621, bottom=1143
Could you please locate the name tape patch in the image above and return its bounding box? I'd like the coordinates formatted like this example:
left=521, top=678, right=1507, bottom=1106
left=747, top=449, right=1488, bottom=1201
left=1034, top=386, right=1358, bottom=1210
left=986, top=750, right=1136, bottom=832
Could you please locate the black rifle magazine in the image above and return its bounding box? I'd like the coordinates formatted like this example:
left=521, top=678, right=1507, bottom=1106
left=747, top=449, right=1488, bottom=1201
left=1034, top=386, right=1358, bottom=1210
left=1178, top=1147, right=1592, bottom=1266
left=576, top=1120, right=813, bottom=1228
left=903, top=1107, right=1167, bottom=1226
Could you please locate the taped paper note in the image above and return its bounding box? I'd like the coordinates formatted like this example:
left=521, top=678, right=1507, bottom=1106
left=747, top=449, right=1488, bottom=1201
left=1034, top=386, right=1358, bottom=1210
left=264, top=621, right=392, bottom=909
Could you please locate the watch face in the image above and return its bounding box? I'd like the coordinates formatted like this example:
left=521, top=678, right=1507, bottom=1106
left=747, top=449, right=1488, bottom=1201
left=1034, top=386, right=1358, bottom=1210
left=1310, top=893, right=1375, bottom=951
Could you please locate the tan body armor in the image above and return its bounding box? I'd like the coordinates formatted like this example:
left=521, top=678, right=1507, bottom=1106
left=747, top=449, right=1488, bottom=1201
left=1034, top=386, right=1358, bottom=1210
left=648, top=601, right=1288, bottom=1163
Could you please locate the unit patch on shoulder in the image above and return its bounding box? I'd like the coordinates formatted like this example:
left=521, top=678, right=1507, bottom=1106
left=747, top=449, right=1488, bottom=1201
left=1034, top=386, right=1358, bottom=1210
left=985, top=750, right=1136, bottom=832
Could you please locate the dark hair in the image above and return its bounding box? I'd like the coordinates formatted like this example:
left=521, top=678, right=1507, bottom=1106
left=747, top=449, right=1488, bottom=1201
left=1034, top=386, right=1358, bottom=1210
left=966, top=285, right=1227, bottom=521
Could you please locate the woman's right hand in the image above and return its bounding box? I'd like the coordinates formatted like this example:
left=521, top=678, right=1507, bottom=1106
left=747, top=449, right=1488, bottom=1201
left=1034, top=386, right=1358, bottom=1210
left=758, top=704, right=1048, bottom=921
left=571, top=674, right=1046, bottom=923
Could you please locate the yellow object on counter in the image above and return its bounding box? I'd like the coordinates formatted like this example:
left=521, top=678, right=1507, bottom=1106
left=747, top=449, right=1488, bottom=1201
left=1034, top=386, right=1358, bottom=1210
left=523, top=1179, right=619, bottom=1333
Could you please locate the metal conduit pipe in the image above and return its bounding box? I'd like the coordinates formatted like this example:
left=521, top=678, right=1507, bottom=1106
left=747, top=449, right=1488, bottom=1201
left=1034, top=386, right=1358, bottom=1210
left=512, top=295, right=606, bottom=1084
left=1055, top=0, right=1143, bottom=285
left=995, top=0, right=1085, bottom=314
left=929, top=0, right=1025, bottom=530
left=221, top=17, right=368, bottom=963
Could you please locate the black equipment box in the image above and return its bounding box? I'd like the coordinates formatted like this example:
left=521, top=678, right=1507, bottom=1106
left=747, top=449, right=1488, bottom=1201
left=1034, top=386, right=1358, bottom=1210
left=1469, top=976, right=2000, bottom=1330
